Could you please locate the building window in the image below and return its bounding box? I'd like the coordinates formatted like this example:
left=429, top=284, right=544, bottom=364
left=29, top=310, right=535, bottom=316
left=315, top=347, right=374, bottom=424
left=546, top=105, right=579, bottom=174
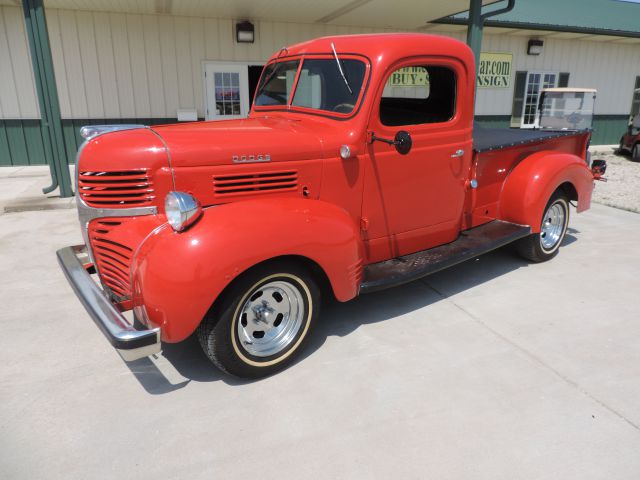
left=511, top=71, right=569, bottom=128
left=379, top=65, right=456, bottom=126
left=521, top=71, right=558, bottom=128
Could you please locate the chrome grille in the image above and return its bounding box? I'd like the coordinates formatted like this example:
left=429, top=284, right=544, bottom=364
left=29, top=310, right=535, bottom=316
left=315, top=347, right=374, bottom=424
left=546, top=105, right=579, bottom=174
left=88, top=220, right=133, bottom=299
left=78, top=170, right=155, bottom=208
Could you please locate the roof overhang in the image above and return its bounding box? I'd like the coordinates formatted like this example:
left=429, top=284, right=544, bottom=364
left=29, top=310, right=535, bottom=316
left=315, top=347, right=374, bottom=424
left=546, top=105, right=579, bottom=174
left=0, top=0, right=499, bottom=29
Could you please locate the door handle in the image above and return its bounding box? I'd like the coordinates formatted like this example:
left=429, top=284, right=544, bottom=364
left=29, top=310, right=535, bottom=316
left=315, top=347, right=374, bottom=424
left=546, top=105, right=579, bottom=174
left=451, top=149, right=465, bottom=158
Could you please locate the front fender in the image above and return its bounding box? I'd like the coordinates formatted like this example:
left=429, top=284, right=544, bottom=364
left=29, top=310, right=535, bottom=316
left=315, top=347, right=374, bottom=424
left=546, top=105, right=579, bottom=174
left=499, top=151, right=594, bottom=233
left=131, top=198, right=363, bottom=343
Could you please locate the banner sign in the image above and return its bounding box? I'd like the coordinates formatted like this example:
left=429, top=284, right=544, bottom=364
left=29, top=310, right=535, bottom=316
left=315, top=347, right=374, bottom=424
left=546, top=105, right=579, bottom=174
left=387, top=66, right=429, bottom=87
left=477, top=52, right=512, bottom=89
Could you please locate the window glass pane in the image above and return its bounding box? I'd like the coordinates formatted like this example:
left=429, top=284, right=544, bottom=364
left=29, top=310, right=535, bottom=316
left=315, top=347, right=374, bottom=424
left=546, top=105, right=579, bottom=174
left=291, top=59, right=366, bottom=113
left=254, top=60, right=300, bottom=106
left=379, top=65, right=455, bottom=126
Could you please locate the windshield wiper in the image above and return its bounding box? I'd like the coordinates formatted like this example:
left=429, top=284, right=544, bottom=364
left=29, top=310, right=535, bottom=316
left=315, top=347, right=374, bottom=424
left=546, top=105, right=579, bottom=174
left=331, top=42, right=353, bottom=95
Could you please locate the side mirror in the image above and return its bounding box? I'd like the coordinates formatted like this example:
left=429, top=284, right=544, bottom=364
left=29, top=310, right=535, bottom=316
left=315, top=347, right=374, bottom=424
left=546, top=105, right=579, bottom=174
left=394, top=131, right=412, bottom=155
left=369, top=130, right=412, bottom=155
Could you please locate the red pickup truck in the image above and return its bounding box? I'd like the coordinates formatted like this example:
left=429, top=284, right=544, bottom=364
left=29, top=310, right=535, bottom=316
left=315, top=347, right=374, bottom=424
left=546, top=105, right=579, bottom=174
left=58, top=33, right=603, bottom=378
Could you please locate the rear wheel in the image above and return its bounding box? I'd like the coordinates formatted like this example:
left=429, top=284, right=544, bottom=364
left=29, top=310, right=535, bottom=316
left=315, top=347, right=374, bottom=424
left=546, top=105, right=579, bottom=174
left=516, top=190, right=570, bottom=263
left=633, top=143, right=640, bottom=161
left=198, top=261, right=320, bottom=379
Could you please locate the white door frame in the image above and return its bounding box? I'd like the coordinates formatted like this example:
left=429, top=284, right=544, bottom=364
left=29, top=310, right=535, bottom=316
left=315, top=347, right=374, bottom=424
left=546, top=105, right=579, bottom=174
left=203, top=62, right=249, bottom=121
left=203, top=60, right=265, bottom=121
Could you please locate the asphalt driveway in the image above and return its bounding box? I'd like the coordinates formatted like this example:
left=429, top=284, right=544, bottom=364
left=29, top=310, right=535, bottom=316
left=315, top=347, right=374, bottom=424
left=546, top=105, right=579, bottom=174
left=1, top=194, right=639, bottom=479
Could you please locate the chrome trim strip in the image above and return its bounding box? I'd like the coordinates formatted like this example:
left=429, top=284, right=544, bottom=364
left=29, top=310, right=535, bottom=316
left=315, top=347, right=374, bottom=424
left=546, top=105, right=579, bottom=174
left=80, top=124, right=146, bottom=141
left=147, top=127, right=176, bottom=190
left=57, top=245, right=161, bottom=361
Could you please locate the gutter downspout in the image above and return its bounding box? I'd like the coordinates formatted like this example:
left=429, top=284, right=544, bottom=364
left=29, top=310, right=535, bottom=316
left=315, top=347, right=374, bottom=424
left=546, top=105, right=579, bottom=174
left=22, top=0, right=73, bottom=198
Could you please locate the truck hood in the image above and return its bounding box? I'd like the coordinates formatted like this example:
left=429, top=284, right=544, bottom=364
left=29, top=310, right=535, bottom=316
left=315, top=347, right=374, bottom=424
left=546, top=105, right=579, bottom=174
left=150, top=116, right=326, bottom=168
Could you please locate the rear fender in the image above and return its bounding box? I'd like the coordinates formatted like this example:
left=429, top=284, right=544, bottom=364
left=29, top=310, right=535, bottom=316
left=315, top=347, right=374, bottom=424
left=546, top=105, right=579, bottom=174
left=499, top=151, right=594, bottom=233
left=131, top=198, right=363, bottom=343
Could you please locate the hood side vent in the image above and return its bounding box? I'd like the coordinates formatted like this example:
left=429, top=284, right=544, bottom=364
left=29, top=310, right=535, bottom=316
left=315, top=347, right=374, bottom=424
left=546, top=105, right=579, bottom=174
left=213, top=171, right=298, bottom=197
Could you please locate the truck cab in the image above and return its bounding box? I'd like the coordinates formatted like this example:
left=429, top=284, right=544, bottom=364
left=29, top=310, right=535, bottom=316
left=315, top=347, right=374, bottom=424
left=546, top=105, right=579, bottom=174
left=58, top=33, right=602, bottom=378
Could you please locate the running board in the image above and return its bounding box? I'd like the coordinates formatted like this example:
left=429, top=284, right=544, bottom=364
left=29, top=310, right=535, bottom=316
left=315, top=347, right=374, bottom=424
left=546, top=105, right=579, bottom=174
left=360, top=220, right=531, bottom=294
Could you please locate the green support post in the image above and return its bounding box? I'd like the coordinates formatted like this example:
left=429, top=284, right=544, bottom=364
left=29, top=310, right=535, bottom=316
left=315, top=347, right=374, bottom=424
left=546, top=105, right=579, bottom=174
left=22, top=0, right=73, bottom=198
left=466, top=0, right=516, bottom=77
left=466, top=0, right=483, bottom=76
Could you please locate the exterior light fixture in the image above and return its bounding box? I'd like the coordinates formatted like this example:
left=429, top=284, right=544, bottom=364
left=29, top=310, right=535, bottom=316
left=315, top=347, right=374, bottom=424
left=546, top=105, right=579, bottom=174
left=236, top=21, right=255, bottom=43
left=527, top=39, right=544, bottom=56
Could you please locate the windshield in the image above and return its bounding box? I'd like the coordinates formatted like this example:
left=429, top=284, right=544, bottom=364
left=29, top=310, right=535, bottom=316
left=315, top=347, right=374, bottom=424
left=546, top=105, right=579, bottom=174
left=539, top=91, right=596, bottom=130
left=254, top=57, right=367, bottom=114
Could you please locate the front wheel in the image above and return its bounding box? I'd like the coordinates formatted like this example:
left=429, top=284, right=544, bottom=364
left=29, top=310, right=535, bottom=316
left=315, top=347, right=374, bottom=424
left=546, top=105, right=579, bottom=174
left=516, top=191, right=570, bottom=263
left=633, top=143, right=640, bottom=161
left=198, top=261, right=320, bottom=379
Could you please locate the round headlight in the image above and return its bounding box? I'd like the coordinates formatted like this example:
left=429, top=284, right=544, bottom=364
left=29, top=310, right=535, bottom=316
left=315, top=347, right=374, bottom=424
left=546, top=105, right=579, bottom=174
left=164, top=191, right=202, bottom=232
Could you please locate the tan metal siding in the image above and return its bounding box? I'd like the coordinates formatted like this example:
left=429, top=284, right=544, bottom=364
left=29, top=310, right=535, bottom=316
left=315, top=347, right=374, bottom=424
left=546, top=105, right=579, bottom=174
left=3, top=5, right=640, bottom=120
left=42, top=9, right=398, bottom=119
left=0, top=6, right=40, bottom=119
left=472, top=34, right=640, bottom=116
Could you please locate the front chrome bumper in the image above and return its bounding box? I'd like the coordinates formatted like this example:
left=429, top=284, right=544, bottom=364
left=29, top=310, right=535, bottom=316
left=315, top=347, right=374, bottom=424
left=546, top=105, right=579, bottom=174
left=57, top=245, right=161, bottom=361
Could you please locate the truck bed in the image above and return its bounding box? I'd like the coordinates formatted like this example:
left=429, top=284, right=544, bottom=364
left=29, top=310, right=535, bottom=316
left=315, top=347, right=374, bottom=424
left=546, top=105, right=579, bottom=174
left=473, top=126, right=589, bottom=153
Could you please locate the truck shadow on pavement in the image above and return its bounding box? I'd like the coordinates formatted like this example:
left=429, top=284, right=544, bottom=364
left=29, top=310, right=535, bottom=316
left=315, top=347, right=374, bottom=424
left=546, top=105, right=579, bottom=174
left=126, top=231, right=579, bottom=394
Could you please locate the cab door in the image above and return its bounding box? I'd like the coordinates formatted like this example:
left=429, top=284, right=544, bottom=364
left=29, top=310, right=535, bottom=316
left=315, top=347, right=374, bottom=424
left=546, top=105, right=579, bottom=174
left=361, top=58, right=473, bottom=261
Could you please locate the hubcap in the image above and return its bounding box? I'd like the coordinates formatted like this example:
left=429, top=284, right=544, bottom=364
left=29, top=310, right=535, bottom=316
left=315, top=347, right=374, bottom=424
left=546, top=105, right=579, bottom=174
left=237, top=280, right=305, bottom=357
left=540, top=201, right=566, bottom=250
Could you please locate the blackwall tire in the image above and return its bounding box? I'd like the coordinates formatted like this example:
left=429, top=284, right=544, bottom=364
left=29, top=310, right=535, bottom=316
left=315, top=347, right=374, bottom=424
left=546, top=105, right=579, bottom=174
left=516, top=191, right=570, bottom=263
left=197, top=261, right=320, bottom=379
left=633, top=144, right=640, bottom=161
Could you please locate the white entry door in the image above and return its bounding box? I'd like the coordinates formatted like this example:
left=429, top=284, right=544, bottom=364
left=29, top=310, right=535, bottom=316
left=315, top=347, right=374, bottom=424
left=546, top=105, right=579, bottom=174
left=205, top=63, right=249, bottom=120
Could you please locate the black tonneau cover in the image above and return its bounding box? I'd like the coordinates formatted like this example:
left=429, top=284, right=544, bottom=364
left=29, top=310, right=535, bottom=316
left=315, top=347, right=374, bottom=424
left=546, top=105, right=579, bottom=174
left=473, top=125, right=588, bottom=153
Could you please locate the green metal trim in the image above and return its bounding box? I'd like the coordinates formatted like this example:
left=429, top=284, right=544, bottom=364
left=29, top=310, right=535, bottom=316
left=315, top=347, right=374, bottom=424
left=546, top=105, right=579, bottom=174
left=0, top=118, right=184, bottom=166
left=23, top=0, right=73, bottom=197
left=0, top=115, right=628, bottom=166
left=473, top=114, right=629, bottom=146
left=436, top=17, right=640, bottom=39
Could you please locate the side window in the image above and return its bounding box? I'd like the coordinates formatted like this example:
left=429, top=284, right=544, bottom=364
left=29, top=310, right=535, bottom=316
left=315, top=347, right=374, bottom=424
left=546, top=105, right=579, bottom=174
left=379, top=65, right=456, bottom=126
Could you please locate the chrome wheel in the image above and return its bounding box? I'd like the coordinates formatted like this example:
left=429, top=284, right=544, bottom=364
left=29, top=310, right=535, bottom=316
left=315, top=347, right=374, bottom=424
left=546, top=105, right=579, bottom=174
left=540, top=201, right=567, bottom=251
left=236, top=279, right=305, bottom=358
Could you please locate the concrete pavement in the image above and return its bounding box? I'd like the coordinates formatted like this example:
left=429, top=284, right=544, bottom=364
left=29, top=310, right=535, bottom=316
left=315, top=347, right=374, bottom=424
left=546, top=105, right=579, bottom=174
left=0, top=185, right=639, bottom=479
